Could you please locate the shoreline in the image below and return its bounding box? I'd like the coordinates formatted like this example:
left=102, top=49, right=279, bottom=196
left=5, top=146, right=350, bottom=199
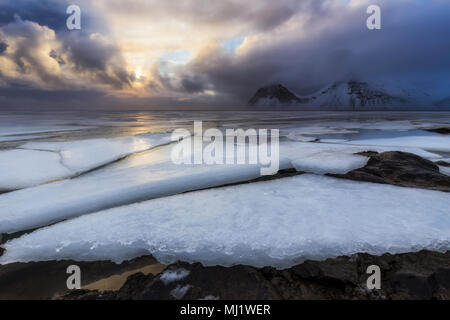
left=1, top=249, right=449, bottom=300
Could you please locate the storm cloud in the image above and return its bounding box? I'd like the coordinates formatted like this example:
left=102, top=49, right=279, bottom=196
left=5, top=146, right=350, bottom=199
left=0, top=0, right=449, bottom=108
left=170, top=0, right=450, bottom=103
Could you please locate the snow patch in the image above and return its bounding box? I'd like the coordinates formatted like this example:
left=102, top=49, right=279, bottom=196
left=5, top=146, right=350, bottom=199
left=170, top=285, right=192, bottom=299
left=161, top=268, right=190, bottom=285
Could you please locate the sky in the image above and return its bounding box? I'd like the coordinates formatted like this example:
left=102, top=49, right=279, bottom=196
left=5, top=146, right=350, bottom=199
left=0, top=0, right=449, bottom=108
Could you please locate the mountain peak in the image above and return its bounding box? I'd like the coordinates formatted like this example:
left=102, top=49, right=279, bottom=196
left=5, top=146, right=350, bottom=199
left=248, top=84, right=307, bottom=106
left=247, top=80, right=428, bottom=109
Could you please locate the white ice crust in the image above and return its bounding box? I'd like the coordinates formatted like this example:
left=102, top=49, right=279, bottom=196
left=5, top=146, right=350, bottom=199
left=1, top=174, right=449, bottom=267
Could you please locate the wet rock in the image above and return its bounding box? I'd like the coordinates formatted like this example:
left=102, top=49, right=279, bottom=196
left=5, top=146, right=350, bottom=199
left=61, top=250, right=450, bottom=300
left=114, top=262, right=280, bottom=300
left=389, top=272, right=433, bottom=299
left=426, top=128, right=450, bottom=135
left=430, top=268, right=450, bottom=299
left=331, top=151, right=450, bottom=192
left=61, top=289, right=117, bottom=300
left=436, top=161, right=450, bottom=167
left=0, top=255, right=158, bottom=299
left=291, top=257, right=358, bottom=286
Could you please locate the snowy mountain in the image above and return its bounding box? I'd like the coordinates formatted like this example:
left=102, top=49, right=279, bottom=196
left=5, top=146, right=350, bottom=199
left=247, top=84, right=310, bottom=106
left=248, top=81, right=437, bottom=109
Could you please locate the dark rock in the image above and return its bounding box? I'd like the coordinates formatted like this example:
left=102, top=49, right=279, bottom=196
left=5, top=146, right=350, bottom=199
left=291, top=257, right=358, bottom=286
left=436, top=161, right=450, bottom=168
left=426, top=128, right=450, bottom=135
left=0, top=246, right=4, bottom=257
left=0, top=255, right=157, bottom=299
left=61, top=289, right=117, bottom=300
left=331, top=151, right=450, bottom=192
left=61, top=250, right=450, bottom=300
left=430, top=268, right=450, bottom=299
left=389, top=272, right=433, bottom=299
left=248, top=84, right=309, bottom=106
left=119, top=262, right=280, bottom=300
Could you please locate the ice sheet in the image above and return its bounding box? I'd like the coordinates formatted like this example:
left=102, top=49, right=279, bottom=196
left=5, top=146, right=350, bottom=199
left=0, top=149, right=72, bottom=191
left=0, top=125, right=93, bottom=136
left=0, top=134, right=55, bottom=142
left=290, top=151, right=368, bottom=174
left=345, top=136, right=450, bottom=153
left=0, top=134, right=171, bottom=190
left=1, top=174, right=449, bottom=267
left=21, top=134, right=172, bottom=172
left=0, top=140, right=441, bottom=234
left=0, top=143, right=292, bottom=234
left=283, top=127, right=358, bottom=136
left=439, top=166, right=450, bottom=176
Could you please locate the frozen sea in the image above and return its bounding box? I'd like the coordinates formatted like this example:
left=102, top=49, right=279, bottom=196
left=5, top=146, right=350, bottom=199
left=0, top=110, right=450, bottom=267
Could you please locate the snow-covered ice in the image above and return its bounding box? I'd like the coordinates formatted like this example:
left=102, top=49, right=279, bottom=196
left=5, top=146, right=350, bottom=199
left=0, top=143, right=292, bottom=234
left=0, top=134, right=55, bottom=142
left=283, top=127, right=358, bottom=137
left=0, top=149, right=72, bottom=191
left=21, top=134, right=172, bottom=172
left=0, top=139, right=441, bottom=234
left=0, top=134, right=172, bottom=190
left=439, top=166, right=450, bottom=176
left=1, top=174, right=449, bottom=267
left=345, top=135, right=450, bottom=153
left=290, top=151, right=368, bottom=174
left=0, top=125, right=94, bottom=136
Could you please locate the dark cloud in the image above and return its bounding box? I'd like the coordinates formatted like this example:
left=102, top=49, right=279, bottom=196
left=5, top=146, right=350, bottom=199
left=0, top=14, right=132, bottom=92
left=0, top=41, right=7, bottom=53
left=174, top=0, right=450, bottom=104
left=0, top=0, right=103, bottom=34
left=1, top=0, right=450, bottom=108
left=62, top=33, right=132, bottom=89
left=181, top=75, right=208, bottom=93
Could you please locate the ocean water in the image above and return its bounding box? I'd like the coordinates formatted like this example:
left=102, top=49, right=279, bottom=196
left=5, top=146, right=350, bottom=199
left=1, top=109, right=450, bottom=143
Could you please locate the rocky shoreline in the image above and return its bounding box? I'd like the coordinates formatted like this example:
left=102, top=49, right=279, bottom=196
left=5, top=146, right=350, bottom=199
left=331, top=151, right=450, bottom=192
left=0, top=250, right=448, bottom=300
left=62, top=250, right=449, bottom=300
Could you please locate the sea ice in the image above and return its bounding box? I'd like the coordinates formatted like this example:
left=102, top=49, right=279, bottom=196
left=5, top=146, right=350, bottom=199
left=0, top=125, right=94, bottom=136
left=0, top=134, right=55, bottom=142
left=0, top=140, right=442, bottom=234
left=0, top=134, right=172, bottom=190
left=345, top=135, right=450, bottom=153
left=290, top=151, right=368, bottom=174
left=0, top=149, right=72, bottom=191
left=21, top=134, right=172, bottom=172
left=439, top=166, right=450, bottom=176
left=0, top=143, right=292, bottom=234
left=282, top=126, right=358, bottom=137
left=1, top=174, right=449, bottom=267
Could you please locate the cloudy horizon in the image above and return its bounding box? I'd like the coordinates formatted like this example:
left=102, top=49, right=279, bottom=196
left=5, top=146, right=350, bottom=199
left=0, top=0, right=449, bottom=109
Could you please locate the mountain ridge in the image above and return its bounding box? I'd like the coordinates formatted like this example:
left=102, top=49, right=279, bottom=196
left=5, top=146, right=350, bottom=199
left=248, top=81, right=449, bottom=109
